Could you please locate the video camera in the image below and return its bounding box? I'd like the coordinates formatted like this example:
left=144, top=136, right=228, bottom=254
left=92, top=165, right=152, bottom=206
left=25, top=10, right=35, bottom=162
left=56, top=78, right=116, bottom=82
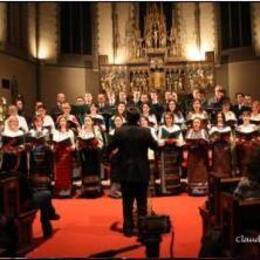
left=138, top=214, right=171, bottom=236
left=138, top=215, right=172, bottom=258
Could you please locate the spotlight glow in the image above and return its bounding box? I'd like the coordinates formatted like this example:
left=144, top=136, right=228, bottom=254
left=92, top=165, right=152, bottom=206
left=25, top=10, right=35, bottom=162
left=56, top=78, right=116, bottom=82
left=186, top=46, right=205, bottom=61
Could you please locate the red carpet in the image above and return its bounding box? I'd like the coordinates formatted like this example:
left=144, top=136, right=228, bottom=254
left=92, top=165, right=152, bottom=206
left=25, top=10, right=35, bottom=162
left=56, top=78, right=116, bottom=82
left=27, top=194, right=205, bottom=258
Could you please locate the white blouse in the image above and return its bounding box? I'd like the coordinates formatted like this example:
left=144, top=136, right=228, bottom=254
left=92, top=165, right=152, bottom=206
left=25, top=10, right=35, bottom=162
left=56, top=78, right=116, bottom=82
left=158, top=124, right=184, bottom=147
left=52, top=129, right=75, bottom=146
left=78, top=126, right=103, bottom=149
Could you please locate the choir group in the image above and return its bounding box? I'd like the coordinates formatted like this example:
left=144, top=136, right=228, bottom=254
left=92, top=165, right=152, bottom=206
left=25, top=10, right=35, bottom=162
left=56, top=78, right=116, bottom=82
left=0, top=85, right=259, bottom=198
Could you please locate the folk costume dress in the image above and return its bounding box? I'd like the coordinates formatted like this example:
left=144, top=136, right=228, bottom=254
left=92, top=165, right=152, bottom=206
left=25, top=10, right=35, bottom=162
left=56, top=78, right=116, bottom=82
left=186, top=111, right=209, bottom=129
left=42, top=115, right=55, bottom=133
left=52, top=129, right=75, bottom=197
left=223, top=111, right=237, bottom=129
left=0, top=129, right=26, bottom=174
left=4, top=115, right=29, bottom=133
left=158, top=124, right=184, bottom=194
left=250, top=113, right=260, bottom=126
left=78, top=126, right=103, bottom=195
left=235, top=124, right=259, bottom=175
left=108, top=128, right=122, bottom=198
left=90, top=113, right=107, bottom=145
left=161, top=112, right=186, bottom=132
left=184, top=128, right=209, bottom=195
left=28, top=128, right=53, bottom=190
left=209, top=125, right=232, bottom=177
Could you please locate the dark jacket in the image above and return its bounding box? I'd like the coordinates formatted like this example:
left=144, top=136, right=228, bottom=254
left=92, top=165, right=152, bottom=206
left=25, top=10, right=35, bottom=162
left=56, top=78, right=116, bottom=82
left=107, top=125, right=158, bottom=183
left=232, top=104, right=249, bottom=119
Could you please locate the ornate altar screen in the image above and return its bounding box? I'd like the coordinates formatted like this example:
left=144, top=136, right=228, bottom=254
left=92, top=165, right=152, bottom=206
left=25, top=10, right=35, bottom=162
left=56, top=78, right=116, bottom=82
left=99, top=3, right=215, bottom=95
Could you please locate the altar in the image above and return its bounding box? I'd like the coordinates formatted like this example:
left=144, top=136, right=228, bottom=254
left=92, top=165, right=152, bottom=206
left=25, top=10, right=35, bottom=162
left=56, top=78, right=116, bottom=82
left=99, top=3, right=215, bottom=96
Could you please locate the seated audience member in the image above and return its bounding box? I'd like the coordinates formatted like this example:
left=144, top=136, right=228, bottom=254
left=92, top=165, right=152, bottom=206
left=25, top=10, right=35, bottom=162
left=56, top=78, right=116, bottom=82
left=234, top=148, right=260, bottom=200
left=19, top=173, right=60, bottom=238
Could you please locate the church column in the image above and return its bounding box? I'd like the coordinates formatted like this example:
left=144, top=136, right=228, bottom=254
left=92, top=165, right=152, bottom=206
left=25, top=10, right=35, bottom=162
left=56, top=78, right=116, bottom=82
left=251, top=3, right=260, bottom=56
left=38, top=3, right=58, bottom=62
left=199, top=3, right=218, bottom=60
left=0, top=3, right=7, bottom=50
left=179, top=2, right=217, bottom=61
left=114, top=2, right=132, bottom=64
left=194, top=3, right=201, bottom=53
left=179, top=3, right=200, bottom=60
left=27, top=3, right=37, bottom=59
left=97, top=3, right=113, bottom=63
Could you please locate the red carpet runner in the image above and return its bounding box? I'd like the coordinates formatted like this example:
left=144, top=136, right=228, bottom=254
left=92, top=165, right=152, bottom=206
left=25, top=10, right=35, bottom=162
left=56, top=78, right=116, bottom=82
left=27, top=194, right=205, bottom=258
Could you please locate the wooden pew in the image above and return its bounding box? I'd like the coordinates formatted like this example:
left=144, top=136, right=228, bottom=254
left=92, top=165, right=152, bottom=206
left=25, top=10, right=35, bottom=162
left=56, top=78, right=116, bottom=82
left=199, top=172, right=241, bottom=239
left=208, top=172, right=241, bottom=222
left=0, top=175, right=37, bottom=256
left=220, top=192, right=260, bottom=257
left=0, top=176, right=20, bottom=217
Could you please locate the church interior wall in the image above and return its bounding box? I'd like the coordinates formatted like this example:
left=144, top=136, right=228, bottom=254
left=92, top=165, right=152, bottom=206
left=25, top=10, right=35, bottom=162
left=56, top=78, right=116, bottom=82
left=0, top=52, right=36, bottom=113
left=97, top=3, right=113, bottom=63
left=40, top=65, right=99, bottom=109
left=0, top=2, right=259, bottom=113
left=227, top=59, right=260, bottom=100
left=38, top=3, right=58, bottom=62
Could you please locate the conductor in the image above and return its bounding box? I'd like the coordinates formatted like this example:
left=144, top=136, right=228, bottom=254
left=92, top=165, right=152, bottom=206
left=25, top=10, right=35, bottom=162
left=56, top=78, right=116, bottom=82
left=107, top=107, right=158, bottom=236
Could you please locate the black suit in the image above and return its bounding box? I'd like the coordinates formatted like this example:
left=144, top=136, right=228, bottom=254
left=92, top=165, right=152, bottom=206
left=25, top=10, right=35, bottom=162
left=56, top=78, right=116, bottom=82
left=51, top=104, right=62, bottom=122
left=107, top=125, right=158, bottom=232
left=232, top=104, right=249, bottom=119
left=151, top=102, right=164, bottom=123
